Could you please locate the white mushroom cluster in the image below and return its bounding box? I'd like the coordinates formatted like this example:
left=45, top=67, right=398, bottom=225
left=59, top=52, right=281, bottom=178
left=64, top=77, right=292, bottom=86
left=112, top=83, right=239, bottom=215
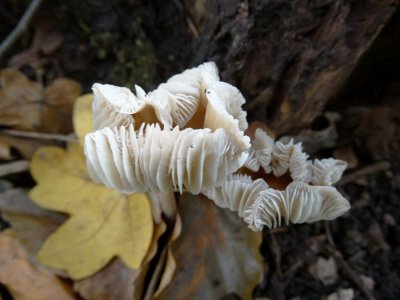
left=203, top=128, right=350, bottom=230
left=85, top=62, right=250, bottom=195
left=84, top=62, right=350, bottom=231
left=244, top=128, right=347, bottom=185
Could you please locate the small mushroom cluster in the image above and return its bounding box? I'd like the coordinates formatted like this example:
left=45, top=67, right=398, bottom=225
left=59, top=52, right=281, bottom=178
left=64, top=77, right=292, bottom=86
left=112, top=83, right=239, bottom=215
left=204, top=128, right=349, bottom=230
left=84, top=62, right=350, bottom=231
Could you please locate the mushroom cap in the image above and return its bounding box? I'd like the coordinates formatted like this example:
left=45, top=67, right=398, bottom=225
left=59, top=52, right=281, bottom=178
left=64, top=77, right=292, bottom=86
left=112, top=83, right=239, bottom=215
left=204, top=82, right=250, bottom=151
left=84, top=124, right=248, bottom=195
left=202, top=174, right=350, bottom=231
left=244, top=128, right=274, bottom=172
left=244, top=181, right=350, bottom=231
left=289, top=143, right=311, bottom=182
left=92, top=84, right=137, bottom=130
left=202, top=174, right=268, bottom=216
left=311, top=158, right=347, bottom=186
left=243, top=128, right=347, bottom=186
left=270, top=139, right=294, bottom=177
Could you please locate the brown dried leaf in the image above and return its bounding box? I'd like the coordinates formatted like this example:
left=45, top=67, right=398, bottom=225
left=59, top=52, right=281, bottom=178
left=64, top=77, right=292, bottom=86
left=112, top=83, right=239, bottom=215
left=155, top=194, right=263, bottom=300
left=74, top=259, right=140, bottom=300
left=0, top=69, right=43, bottom=131
left=308, top=256, right=338, bottom=285
left=0, top=229, right=75, bottom=300
left=0, top=69, right=82, bottom=134
left=0, top=141, right=12, bottom=160
left=0, top=188, right=65, bottom=254
left=42, top=78, right=82, bottom=133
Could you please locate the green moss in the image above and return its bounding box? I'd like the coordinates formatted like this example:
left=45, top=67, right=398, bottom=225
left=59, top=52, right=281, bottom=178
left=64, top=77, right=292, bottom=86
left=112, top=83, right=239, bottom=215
left=110, top=37, right=157, bottom=89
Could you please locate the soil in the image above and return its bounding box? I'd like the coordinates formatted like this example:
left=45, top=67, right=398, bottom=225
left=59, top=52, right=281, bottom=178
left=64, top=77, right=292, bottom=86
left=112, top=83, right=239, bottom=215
left=1, top=1, right=399, bottom=299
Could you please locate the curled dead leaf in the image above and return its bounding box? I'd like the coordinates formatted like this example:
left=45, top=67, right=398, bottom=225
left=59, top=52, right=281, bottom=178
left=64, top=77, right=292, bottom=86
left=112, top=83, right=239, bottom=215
left=155, top=193, right=262, bottom=300
left=0, top=229, right=75, bottom=300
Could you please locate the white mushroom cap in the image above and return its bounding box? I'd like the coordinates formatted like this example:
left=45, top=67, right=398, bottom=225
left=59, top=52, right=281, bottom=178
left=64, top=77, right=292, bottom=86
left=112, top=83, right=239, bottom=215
left=202, top=175, right=350, bottom=231
left=243, top=128, right=346, bottom=185
left=93, top=83, right=146, bottom=114
left=311, top=158, right=347, bottom=186
left=270, top=139, right=294, bottom=177
left=92, top=84, right=137, bottom=130
left=92, top=83, right=175, bottom=129
left=84, top=124, right=248, bottom=195
left=204, top=82, right=250, bottom=151
left=244, top=128, right=274, bottom=172
left=289, top=143, right=312, bottom=182
left=244, top=181, right=350, bottom=231
left=202, top=174, right=268, bottom=216
left=150, top=66, right=203, bottom=128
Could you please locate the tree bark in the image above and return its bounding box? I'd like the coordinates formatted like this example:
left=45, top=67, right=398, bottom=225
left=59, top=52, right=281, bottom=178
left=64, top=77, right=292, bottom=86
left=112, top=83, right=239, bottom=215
left=184, top=0, right=397, bottom=135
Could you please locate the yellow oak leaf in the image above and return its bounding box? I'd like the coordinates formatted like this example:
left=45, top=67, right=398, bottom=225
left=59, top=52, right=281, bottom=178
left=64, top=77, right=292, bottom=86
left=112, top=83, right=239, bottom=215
left=73, top=93, right=94, bottom=144
left=28, top=95, right=153, bottom=280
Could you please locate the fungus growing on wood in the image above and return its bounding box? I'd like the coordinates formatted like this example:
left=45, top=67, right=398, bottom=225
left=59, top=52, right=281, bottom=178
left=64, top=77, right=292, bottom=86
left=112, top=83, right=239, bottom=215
left=84, top=62, right=350, bottom=231
left=204, top=128, right=350, bottom=230
left=85, top=62, right=250, bottom=195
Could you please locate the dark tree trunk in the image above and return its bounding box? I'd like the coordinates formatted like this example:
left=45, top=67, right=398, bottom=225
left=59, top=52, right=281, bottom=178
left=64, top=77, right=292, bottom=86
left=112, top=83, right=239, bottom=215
left=183, top=0, right=397, bottom=135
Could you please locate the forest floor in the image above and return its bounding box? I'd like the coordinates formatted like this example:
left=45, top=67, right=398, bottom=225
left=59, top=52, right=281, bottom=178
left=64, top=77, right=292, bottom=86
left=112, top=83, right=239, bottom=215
left=1, top=1, right=399, bottom=300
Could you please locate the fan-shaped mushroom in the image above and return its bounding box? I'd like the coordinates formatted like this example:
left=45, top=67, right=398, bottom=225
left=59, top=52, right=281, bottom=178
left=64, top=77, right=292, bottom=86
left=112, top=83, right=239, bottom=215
left=203, top=175, right=350, bottom=231
left=85, top=123, right=248, bottom=195
left=85, top=62, right=250, bottom=195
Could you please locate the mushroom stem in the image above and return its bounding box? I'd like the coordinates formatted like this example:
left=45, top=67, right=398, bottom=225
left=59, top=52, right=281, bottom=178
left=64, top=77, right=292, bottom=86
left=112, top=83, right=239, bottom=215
left=160, top=191, right=177, bottom=221
left=147, top=191, right=177, bottom=223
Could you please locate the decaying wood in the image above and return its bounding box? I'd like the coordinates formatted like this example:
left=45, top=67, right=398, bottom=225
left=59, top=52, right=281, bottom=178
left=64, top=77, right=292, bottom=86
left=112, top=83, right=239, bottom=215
left=184, top=0, right=397, bottom=135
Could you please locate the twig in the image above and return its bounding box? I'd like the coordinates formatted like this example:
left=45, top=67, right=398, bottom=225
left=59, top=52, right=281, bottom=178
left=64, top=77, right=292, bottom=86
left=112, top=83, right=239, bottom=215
left=0, top=0, right=44, bottom=60
left=328, top=247, right=376, bottom=300
left=0, top=160, right=29, bottom=177
left=282, top=260, right=304, bottom=279
left=1, top=129, right=77, bottom=143
left=337, top=161, right=391, bottom=186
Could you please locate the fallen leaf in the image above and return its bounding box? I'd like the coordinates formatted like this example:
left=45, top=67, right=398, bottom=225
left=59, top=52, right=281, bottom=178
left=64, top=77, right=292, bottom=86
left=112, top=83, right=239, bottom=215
left=42, top=78, right=82, bottom=134
left=155, top=193, right=263, bottom=300
left=0, top=188, right=65, bottom=254
left=29, top=143, right=154, bottom=279
left=74, top=259, right=141, bottom=300
left=0, top=69, right=82, bottom=134
left=0, top=141, right=12, bottom=160
left=73, top=220, right=168, bottom=300
left=153, top=249, right=176, bottom=298
left=0, top=69, right=43, bottom=131
left=308, top=256, right=338, bottom=285
left=0, top=229, right=75, bottom=300
left=143, top=216, right=181, bottom=299
left=73, top=94, right=94, bottom=145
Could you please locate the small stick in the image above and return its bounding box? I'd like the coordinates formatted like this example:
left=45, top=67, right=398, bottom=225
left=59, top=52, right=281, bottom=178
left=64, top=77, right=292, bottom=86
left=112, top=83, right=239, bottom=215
left=282, top=260, right=303, bottom=279
left=0, top=160, right=29, bottom=177
left=337, top=161, right=391, bottom=186
left=0, top=0, right=44, bottom=60
left=1, top=129, right=77, bottom=143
